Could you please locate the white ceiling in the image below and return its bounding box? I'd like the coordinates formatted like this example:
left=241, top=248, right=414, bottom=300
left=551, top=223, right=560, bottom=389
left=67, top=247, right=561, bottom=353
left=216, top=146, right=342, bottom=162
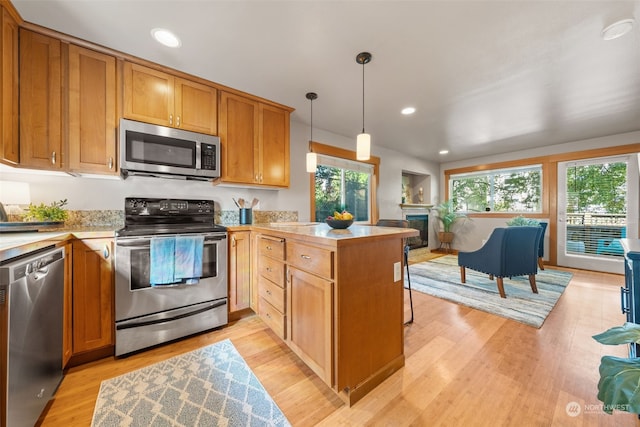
left=12, top=0, right=640, bottom=163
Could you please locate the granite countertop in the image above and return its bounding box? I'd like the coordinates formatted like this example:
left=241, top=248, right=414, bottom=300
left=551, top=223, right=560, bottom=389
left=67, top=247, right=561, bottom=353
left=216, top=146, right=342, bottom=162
left=252, top=223, right=419, bottom=245
left=0, top=227, right=117, bottom=263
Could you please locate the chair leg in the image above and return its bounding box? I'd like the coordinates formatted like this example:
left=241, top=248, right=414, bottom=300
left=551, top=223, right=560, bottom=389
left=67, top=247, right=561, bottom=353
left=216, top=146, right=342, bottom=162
left=404, top=246, right=414, bottom=325
left=529, top=274, right=538, bottom=294
left=496, top=277, right=506, bottom=298
left=538, top=257, right=545, bottom=270
left=460, top=266, right=466, bottom=283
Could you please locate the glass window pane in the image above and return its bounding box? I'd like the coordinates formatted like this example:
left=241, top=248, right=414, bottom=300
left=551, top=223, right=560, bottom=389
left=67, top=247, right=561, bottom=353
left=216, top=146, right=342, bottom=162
left=315, top=162, right=371, bottom=222
left=450, top=165, right=542, bottom=213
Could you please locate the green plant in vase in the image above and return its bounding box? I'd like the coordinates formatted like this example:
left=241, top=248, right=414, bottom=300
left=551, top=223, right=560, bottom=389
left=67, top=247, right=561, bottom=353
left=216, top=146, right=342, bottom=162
left=24, top=199, right=68, bottom=222
left=433, top=200, right=468, bottom=246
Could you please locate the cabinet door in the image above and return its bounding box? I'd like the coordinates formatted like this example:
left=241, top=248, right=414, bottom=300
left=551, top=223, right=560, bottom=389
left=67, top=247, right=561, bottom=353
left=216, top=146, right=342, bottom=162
left=62, top=242, right=73, bottom=367
left=68, top=45, right=117, bottom=174
left=123, top=62, right=174, bottom=127
left=174, top=77, right=217, bottom=135
left=19, top=29, right=63, bottom=169
left=229, top=231, right=251, bottom=313
left=287, top=266, right=333, bottom=386
left=259, top=103, right=290, bottom=187
left=72, top=239, right=114, bottom=354
left=1, top=7, right=19, bottom=165
left=219, top=91, right=259, bottom=184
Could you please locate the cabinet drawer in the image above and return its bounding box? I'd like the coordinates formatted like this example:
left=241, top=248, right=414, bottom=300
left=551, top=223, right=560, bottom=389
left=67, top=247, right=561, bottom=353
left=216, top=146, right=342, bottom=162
left=287, top=242, right=333, bottom=279
left=258, top=236, right=285, bottom=260
left=259, top=297, right=286, bottom=339
left=259, top=256, right=285, bottom=287
left=259, top=276, right=285, bottom=313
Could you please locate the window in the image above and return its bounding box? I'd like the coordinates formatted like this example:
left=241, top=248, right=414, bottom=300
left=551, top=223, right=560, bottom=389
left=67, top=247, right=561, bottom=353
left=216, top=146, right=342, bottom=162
left=314, top=154, right=373, bottom=222
left=450, top=165, right=542, bottom=213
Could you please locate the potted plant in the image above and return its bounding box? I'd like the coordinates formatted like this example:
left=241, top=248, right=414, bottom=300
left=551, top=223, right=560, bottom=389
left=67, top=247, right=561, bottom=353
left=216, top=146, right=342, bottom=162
left=506, top=215, right=540, bottom=226
left=592, top=322, right=640, bottom=415
left=433, top=200, right=468, bottom=245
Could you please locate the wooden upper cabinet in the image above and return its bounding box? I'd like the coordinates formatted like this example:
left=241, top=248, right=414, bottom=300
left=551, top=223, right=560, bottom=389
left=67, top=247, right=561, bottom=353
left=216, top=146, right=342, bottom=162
left=123, top=62, right=217, bottom=134
left=219, top=91, right=259, bottom=185
left=219, top=91, right=290, bottom=187
left=260, top=103, right=290, bottom=187
left=68, top=45, right=117, bottom=174
left=174, top=77, right=217, bottom=135
left=19, top=29, right=63, bottom=170
left=1, top=6, right=19, bottom=165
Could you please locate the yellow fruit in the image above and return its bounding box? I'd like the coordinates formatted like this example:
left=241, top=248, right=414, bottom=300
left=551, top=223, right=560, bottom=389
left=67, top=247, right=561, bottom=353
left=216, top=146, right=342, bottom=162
left=342, top=212, right=353, bottom=220
left=333, top=211, right=343, bottom=220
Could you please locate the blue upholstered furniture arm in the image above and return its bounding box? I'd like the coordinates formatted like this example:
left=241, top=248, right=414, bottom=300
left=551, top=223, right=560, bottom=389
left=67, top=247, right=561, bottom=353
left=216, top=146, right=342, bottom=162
left=458, top=228, right=506, bottom=275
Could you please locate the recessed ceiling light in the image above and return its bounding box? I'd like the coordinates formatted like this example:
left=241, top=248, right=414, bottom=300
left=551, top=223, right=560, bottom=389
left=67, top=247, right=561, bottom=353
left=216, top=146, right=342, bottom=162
left=439, top=150, right=449, bottom=155
left=151, top=28, right=182, bottom=48
left=401, top=107, right=416, bottom=115
left=602, top=18, right=635, bottom=41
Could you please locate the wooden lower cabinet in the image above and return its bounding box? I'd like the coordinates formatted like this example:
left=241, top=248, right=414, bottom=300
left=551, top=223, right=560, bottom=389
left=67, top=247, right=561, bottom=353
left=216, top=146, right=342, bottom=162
left=71, top=238, right=114, bottom=356
left=228, top=230, right=251, bottom=315
left=252, top=226, right=412, bottom=406
left=62, top=242, right=73, bottom=367
left=287, top=266, right=334, bottom=386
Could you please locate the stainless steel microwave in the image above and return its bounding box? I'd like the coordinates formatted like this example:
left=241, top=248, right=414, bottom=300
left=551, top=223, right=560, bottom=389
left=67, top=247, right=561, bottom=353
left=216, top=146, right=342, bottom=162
left=119, top=118, right=220, bottom=181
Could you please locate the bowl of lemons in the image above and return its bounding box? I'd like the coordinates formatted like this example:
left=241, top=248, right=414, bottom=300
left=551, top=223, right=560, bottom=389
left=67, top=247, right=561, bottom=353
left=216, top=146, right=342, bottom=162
left=325, top=211, right=354, bottom=229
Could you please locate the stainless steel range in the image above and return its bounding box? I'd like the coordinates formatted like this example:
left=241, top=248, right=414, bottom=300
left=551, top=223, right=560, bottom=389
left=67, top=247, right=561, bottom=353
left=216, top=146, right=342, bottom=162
left=114, top=197, right=228, bottom=356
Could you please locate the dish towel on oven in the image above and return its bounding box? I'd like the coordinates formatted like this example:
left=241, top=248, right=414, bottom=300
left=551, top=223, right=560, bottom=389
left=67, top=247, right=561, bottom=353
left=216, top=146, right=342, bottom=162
left=174, top=235, right=204, bottom=284
left=150, top=237, right=176, bottom=285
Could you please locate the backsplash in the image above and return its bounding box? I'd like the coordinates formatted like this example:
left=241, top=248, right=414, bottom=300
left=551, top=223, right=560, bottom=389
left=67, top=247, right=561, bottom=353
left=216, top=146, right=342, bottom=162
left=9, top=210, right=299, bottom=228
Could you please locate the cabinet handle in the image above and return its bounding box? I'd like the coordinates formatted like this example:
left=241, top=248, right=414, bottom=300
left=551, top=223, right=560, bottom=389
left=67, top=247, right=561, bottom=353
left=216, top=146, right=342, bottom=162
left=177, top=116, right=181, bottom=127
left=255, top=174, right=259, bottom=182
left=266, top=267, right=272, bottom=272
left=300, top=254, right=311, bottom=260
left=103, top=245, right=110, bottom=259
left=266, top=245, right=272, bottom=251
left=259, top=173, right=263, bottom=182
left=621, top=287, right=630, bottom=314
left=266, top=289, right=272, bottom=296
left=108, top=157, right=114, bottom=169
left=231, top=236, right=236, bottom=247
left=51, top=151, right=56, bottom=165
left=169, top=114, right=173, bottom=126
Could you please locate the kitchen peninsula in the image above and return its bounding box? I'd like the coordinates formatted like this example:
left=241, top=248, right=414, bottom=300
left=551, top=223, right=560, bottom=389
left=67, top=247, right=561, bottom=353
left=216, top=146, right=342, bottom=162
left=251, top=223, right=418, bottom=406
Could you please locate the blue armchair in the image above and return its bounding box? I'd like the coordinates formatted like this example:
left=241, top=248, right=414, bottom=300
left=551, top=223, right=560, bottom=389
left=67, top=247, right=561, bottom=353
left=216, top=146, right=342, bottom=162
left=537, top=222, right=547, bottom=270
left=458, top=226, right=542, bottom=298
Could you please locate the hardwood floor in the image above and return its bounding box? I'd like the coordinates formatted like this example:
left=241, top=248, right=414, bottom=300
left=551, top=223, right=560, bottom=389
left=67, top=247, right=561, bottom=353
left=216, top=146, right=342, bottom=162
left=40, top=267, right=639, bottom=426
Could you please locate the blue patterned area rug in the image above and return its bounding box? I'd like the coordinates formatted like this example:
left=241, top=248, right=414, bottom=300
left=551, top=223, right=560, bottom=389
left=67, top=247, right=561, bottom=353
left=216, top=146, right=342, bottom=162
left=408, top=255, right=572, bottom=328
left=91, top=339, right=290, bottom=427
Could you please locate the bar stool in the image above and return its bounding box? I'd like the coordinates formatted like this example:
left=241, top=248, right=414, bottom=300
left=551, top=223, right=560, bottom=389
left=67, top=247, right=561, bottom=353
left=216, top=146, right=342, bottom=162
left=376, top=219, right=414, bottom=325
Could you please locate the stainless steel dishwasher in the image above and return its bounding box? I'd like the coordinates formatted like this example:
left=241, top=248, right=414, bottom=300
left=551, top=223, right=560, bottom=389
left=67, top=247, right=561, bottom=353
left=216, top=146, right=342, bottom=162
left=1, top=245, right=65, bottom=427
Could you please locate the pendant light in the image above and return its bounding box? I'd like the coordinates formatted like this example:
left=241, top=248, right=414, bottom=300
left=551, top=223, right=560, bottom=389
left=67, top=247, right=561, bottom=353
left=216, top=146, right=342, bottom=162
left=305, top=92, right=318, bottom=173
left=356, top=52, right=372, bottom=161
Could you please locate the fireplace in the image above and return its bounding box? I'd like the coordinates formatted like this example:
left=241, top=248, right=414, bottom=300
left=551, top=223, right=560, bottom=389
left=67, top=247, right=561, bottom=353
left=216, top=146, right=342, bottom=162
left=405, top=214, right=428, bottom=249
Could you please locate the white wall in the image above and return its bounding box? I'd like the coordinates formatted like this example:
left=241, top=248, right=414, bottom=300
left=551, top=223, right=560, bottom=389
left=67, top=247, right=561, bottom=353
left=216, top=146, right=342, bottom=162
left=438, top=130, right=640, bottom=252
left=0, top=120, right=440, bottom=226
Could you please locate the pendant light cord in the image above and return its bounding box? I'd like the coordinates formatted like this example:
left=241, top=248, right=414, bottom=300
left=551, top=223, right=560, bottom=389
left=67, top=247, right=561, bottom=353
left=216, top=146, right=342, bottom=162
left=361, top=60, right=365, bottom=133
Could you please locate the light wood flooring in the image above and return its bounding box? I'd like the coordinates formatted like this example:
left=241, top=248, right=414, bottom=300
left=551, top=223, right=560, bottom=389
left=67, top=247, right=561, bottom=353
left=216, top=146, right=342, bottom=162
left=40, top=267, right=639, bottom=426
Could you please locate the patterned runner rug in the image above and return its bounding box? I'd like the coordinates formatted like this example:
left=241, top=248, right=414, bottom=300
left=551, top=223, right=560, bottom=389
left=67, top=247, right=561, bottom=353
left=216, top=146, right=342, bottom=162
left=408, top=255, right=572, bottom=328
left=91, top=339, right=290, bottom=427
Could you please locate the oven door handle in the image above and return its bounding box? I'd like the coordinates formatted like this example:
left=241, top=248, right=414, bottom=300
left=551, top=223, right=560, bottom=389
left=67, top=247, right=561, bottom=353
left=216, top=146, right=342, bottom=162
left=116, top=235, right=225, bottom=248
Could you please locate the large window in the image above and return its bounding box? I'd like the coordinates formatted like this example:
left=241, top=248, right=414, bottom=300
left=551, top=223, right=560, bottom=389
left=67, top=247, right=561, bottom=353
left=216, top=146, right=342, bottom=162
left=450, top=165, right=542, bottom=213
left=314, top=154, right=372, bottom=222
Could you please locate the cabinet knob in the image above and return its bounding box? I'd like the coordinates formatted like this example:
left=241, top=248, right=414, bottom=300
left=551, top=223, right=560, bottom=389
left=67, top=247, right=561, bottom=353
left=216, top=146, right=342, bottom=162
left=266, top=245, right=272, bottom=251
left=300, top=254, right=311, bottom=260
left=266, top=267, right=272, bottom=272
left=176, top=116, right=181, bottom=127
left=103, top=245, right=110, bottom=259
left=231, top=236, right=236, bottom=247
left=266, top=289, right=272, bottom=296
left=108, top=157, right=114, bottom=169
left=169, top=114, right=173, bottom=126
left=51, top=151, right=56, bottom=165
